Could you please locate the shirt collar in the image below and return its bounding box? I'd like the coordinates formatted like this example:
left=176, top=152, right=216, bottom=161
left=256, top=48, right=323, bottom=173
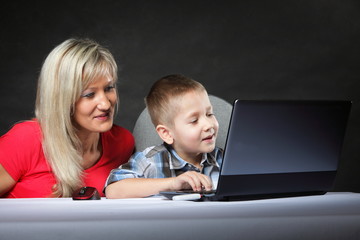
left=165, top=144, right=219, bottom=170
left=203, top=150, right=220, bottom=168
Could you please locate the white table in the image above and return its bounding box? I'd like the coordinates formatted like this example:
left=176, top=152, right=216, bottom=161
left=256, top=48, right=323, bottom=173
left=1, top=192, right=360, bottom=240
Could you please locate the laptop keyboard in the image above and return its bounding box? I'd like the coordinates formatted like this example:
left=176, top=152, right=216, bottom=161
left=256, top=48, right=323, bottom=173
left=175, top=190, right=216, bottom=194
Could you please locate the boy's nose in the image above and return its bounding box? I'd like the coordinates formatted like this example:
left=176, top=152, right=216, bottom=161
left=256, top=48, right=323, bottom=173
left=203, top=118, right=215, bottom=131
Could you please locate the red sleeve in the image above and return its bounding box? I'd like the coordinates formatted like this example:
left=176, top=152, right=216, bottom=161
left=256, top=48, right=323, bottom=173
left=0, top=121, right=42, bottom=181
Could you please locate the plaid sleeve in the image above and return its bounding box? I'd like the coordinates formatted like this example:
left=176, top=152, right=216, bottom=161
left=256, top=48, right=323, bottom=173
left=104, top=149, right=153, bottom=186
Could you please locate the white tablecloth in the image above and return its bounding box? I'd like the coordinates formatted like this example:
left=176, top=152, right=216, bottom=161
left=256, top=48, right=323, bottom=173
left=1, top=192, right=360, bottom=240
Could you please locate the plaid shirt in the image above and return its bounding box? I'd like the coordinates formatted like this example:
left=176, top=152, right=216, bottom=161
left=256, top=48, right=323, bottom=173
left=105, top=143, right=223, bottom=190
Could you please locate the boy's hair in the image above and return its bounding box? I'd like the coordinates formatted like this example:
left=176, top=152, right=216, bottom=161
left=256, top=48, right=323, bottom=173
left=145, top=74, right=206, bottom=127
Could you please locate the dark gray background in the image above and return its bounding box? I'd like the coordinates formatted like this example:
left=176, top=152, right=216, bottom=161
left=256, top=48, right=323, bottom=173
left=0, top=1, right=359, bottom=192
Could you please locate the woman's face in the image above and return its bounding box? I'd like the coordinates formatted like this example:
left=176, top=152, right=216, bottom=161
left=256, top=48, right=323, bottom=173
left=73, top=75, right=117, bottom=135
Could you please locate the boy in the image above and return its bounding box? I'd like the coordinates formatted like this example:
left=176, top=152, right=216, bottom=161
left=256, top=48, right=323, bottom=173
left=105, top=74, right=222, bottom=198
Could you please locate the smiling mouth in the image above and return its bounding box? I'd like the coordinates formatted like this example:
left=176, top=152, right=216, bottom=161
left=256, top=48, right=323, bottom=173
left=94, top=112, right=111, bottom=120
left=202, top=134, right=215, bottom=141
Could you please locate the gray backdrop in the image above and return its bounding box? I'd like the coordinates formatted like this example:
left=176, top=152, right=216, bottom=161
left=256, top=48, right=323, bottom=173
left=0, top=0, right=359, bottom=192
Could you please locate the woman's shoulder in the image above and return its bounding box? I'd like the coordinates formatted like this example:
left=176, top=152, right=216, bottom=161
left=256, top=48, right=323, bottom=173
left=103, top=124, right=135, bottom=146
left=0, top=120, right=42, bottom=156
left=108, top=124, right=134, bottom=139
left=2, top=120, right=41, bottom=139
left=101, top=125, right=135, bottom=161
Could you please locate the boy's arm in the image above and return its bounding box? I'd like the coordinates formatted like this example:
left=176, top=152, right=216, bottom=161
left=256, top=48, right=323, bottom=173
left=105, top=178, right=173, bottom=199
left=105, top=171, right=213, bottom=199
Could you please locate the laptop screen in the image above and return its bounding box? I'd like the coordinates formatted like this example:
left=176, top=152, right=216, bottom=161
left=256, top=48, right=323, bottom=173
left=221, top=100, right=351, bottom=176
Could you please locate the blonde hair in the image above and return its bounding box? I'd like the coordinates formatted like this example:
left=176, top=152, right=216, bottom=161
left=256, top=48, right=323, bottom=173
left=35, top=38, right=118, bottom=197
left=145, top=74, right=206, bottom=127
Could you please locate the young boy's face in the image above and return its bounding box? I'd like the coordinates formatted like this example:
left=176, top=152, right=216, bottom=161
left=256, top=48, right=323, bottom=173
left=168, top=90, right=219, bottom=162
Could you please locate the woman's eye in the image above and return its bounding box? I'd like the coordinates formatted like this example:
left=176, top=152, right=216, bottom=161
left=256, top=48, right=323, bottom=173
left=81, top=92, right=95, bottom=98
left=207, top=113, right=215, bottom=117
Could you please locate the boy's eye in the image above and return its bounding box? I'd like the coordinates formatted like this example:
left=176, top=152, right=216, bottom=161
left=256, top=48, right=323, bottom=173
left=207, top=113, right=215, bottom=117
left=190, top=119, right=198, bottom=124
left=105, top=85, right=115, bottom=92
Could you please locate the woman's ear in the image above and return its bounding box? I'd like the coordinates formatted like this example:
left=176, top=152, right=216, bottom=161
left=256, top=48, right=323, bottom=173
left=156, top=124, right=174, bottom=145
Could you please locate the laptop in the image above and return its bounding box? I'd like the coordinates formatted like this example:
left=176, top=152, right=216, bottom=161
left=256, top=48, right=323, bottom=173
left=160, top=100, right=352, bottom=201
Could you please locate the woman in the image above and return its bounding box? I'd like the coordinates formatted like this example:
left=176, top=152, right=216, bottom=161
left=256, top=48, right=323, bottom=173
left=0, top=38, right=135, bottom=198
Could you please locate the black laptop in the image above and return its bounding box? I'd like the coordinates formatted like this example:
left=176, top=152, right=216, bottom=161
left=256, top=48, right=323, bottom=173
left=160, top=100, right=352, bottom=201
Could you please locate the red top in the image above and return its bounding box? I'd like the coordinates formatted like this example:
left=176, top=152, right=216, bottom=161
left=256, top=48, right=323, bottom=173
left=0, top=120, right=134, bottom=198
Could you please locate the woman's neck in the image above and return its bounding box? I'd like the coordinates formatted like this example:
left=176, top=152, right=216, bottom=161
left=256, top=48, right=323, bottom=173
left=77, top=130, right=99, bottom=150
left=77, top=131, right=102, bottom=169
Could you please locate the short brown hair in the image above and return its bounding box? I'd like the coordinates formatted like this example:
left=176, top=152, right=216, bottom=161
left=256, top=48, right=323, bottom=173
left=145, top=74, right=206, bottom=127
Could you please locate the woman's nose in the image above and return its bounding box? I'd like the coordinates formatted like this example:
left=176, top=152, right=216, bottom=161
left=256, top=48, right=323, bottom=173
left=97, top=93, right=111, bottom=110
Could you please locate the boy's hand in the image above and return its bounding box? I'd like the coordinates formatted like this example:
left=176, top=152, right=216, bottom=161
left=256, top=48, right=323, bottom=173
left=170, top=171, right=213, bottom=192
